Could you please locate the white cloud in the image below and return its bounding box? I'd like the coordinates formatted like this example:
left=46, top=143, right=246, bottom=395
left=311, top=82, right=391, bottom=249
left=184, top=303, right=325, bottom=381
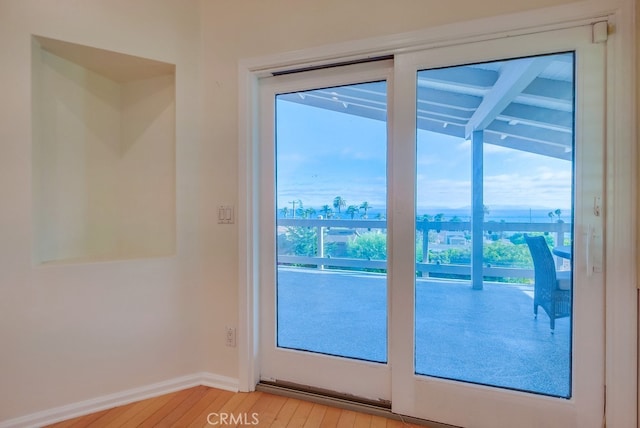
left=483, top=172, right=571, bottom=208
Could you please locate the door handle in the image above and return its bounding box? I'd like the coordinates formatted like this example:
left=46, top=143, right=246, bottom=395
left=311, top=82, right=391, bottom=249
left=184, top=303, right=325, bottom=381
left=585, top=224, right=602, bottom=276
left=586, top=224, right=593, bottom=277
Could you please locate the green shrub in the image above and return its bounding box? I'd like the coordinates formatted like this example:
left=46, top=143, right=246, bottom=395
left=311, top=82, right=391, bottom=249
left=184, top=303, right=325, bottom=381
left=278, top=226, right=317, bottom=256
left=346, top=232, right=387, bottom=260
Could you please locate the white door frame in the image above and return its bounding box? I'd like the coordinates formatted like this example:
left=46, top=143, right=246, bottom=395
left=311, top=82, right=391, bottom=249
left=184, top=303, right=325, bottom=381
left=237, top=1, right=636, bottom=426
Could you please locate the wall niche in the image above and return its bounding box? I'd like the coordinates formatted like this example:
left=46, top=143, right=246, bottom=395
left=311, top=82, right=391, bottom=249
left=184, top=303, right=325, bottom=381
left=32, top=36, right=176, bottom=264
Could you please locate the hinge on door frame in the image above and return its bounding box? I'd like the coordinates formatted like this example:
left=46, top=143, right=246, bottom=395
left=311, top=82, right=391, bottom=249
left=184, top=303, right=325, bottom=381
left=592, top=21, right=609, bottom=44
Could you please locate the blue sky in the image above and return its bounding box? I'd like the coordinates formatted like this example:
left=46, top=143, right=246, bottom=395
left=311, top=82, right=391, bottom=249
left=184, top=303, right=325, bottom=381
left=275, top=96, right=572, bottom=215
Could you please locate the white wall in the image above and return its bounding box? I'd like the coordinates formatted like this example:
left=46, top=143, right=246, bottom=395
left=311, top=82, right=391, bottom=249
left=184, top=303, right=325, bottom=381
left=0, top=0, right=202, bottom=421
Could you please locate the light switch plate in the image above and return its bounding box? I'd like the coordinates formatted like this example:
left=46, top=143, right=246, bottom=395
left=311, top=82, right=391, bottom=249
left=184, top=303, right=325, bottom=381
left=217, top=205, right=234, bottom=224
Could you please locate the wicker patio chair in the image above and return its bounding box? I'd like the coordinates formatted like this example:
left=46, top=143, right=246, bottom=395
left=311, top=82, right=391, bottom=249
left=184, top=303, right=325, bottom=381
left=524, top=234, right=571, bottom=332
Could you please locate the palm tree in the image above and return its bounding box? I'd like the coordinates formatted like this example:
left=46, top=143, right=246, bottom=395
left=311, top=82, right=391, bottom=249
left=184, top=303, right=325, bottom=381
left=321, top=205, right=332, bottom=219
left=280, top=207, right=289, bottom=218
left=295, top=201, right=305, bottom=219
left=359, top=201, right=371, bottom=219
left=548, top=208, right=563, bottom=223
left=333, top=196, right=346, bottom=214
left=554, top=208, right=563, bottom=222
left=346, top=205, right=359, bottom=219
left=433, top=213, right=445, bottom=233
left=304, top=207, right=316, bottom=218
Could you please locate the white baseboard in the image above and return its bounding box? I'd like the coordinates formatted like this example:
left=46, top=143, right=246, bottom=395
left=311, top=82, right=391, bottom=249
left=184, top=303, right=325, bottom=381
left=0, top=372, right=239, bottom=428
left=198, top=372, right=239, bottom=392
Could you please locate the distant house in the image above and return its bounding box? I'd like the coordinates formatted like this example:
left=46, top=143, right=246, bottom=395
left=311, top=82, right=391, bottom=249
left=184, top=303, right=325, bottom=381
left=325, top=228, right=358, bottom=257
left=446, top=231, right=467, bottom=246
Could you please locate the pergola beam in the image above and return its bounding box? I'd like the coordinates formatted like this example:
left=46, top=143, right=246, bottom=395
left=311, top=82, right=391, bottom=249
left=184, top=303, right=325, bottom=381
left=465, top=56, right=554, bottom=137
left=418, top=67, right=498, bottom=90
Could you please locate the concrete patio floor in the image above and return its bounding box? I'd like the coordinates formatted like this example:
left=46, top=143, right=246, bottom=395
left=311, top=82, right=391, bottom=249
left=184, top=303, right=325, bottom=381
left=276, top=267, right=570, bottom=398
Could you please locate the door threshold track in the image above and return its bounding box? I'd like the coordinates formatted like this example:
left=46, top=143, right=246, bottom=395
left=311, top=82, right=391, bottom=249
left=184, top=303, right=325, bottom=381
left=256, top=381, right=458, bottom=428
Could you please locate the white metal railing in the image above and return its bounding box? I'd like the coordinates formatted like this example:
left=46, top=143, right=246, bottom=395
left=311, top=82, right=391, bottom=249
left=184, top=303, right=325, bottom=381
left=277, top=218, right=571, bottom=280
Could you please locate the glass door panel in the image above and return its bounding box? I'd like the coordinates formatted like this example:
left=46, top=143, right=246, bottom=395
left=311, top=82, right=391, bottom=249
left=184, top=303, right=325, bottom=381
left=259, top=61, right=393, bottom=402
left=276, top=81, right=388, bottom=363
left=414, top=53, right=574, bottom=397
left=391, top=24, right=604, bottom=427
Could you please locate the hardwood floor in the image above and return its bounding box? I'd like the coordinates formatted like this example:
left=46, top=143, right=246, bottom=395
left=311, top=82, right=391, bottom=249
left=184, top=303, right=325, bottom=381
left=44, top=386, right=428, bottom=427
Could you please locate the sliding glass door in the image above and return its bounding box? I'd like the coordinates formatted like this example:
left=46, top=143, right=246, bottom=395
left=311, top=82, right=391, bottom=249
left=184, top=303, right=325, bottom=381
left=259, top=24, right=606, bottom=427
left=413, top=52, right=574, bottom=397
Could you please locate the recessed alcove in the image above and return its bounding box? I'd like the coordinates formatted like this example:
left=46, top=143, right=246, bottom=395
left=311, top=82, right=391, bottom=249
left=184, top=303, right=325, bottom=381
left=31, top=36, right=176, bottom=264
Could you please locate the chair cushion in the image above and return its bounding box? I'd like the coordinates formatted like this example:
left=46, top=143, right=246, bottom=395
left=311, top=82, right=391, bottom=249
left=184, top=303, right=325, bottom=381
left=556, top=270, right=571, bottom=290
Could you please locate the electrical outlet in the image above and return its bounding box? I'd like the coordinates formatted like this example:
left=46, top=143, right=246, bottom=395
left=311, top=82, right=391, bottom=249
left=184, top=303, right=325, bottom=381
left=225, top=326, right=236, bottom=347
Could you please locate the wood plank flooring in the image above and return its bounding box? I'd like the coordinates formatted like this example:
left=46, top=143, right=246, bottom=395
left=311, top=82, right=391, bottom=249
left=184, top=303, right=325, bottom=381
left=44, top=386, right=427, bottom=427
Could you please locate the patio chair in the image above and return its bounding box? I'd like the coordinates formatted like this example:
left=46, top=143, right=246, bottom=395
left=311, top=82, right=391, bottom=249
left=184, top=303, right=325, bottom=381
left=524, top=235, right=571, bottom=331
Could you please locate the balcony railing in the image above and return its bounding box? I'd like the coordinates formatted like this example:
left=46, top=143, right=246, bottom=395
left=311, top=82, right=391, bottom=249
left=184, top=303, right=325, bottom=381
left=277, top=218, right=571, bottom=281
